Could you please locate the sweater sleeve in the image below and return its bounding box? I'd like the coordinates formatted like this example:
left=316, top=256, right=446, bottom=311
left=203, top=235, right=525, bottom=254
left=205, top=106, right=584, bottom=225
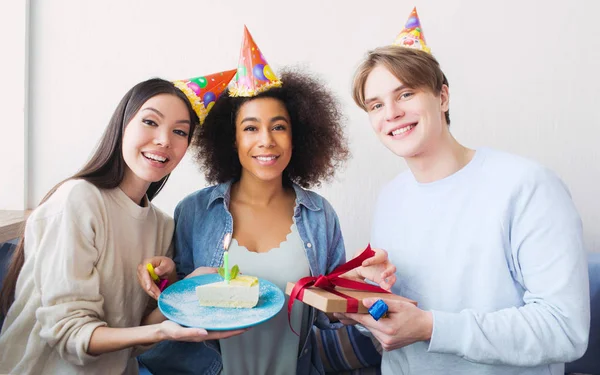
left=33, top=196, right=107, bottom=366
left=428, top=168, right=590, bottom=365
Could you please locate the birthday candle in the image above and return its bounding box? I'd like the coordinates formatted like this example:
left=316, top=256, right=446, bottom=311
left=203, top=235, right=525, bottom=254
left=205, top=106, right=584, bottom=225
left=223, top=233, right=232, bottom=284
left=223, top=251, right=230, bottom=284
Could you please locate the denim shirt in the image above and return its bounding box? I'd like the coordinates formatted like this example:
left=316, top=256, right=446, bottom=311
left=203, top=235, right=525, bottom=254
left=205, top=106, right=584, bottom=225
left=139, top=180, right=346, bottom=375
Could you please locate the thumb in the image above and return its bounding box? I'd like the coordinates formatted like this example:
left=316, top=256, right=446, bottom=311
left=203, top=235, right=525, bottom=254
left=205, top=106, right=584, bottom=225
left=361, top=258, right=374, bottom=267
left=362, top=297, right=378, bottom=308
left=194, top=328, right=208, bottom=336
left=155, top=265, right=172, bottom=277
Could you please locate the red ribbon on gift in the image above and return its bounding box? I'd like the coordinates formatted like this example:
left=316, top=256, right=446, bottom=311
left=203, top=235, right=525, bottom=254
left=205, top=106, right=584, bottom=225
left=288, top=244, right=390, bottom=335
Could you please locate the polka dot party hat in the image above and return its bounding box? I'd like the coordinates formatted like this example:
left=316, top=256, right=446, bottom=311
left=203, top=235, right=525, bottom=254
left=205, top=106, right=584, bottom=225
left=229, top=26, right=282, bottom=97
left=392, top=7, right=431, bottom=54
left=173, top=69, right=237, bottom=124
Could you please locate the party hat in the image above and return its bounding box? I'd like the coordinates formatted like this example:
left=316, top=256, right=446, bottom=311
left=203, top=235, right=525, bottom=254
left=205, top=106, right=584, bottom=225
left=229, top=26, right=282, bottom=97
left=173, top=69, right=237, bottom=124
left=392, top=7, right=431, bottom=54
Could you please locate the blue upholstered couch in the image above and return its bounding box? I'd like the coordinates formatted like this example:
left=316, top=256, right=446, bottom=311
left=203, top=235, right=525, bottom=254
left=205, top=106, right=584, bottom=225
left=1, top=241, right=598, bottom=374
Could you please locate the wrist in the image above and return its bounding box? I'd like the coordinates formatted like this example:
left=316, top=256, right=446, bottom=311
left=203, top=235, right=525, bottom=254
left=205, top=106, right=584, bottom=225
left=153, top=323, right=167, bottom=342
left=420, top=311, right=433, bottom=341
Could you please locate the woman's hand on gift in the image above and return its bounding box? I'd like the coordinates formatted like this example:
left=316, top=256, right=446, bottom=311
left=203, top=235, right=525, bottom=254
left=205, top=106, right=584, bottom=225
left=341, top=247, right=396, bottom=290
left=137, top=256, right=178, bottom=300
left=334, top=298, right=433, bottom=351
left=184, top=266, right=219, bottom=279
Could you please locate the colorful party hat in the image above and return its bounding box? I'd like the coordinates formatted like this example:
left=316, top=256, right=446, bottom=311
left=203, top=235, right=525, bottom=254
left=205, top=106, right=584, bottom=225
left=392, top=7, right=431, bottom=54
left=229, top=26, right=282, bottom=97
left=173, top=69, right=237, bottom=124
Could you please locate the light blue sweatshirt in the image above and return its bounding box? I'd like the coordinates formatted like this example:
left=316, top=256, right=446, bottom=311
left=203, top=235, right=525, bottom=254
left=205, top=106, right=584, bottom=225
left=371, top=148, right=590, bottom=375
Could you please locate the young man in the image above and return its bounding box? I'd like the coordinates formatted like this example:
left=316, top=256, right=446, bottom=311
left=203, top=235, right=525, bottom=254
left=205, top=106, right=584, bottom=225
left=336, top=17, right=590, bottom=375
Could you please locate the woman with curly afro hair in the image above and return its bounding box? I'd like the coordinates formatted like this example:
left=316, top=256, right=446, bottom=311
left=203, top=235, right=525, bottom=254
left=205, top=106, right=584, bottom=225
left=195, top=68, right=349, bottom=188
left=138, top=68, right=396, bottom=375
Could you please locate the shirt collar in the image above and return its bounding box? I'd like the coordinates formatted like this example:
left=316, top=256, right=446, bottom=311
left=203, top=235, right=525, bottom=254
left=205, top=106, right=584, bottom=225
left=207, top=180, right=320, bottom=212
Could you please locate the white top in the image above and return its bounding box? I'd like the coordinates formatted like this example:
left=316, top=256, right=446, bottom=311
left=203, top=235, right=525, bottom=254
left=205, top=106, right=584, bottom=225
left=371, top=148, right=589, bottom=375
left=0, top=179, right=174, bottom=375
left=220, top=222, right=310, bottom=375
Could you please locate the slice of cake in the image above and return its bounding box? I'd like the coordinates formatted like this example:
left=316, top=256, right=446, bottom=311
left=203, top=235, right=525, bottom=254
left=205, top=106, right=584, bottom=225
left=196, top=275, right=259, bottom=308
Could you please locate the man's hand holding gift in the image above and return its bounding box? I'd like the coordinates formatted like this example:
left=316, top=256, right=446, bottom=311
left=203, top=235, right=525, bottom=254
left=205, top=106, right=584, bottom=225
left=335, top=248, right=433, bottom=350
left=341, top=247, right=397, bottom=291
left=334, top=297, right=433, bottom=351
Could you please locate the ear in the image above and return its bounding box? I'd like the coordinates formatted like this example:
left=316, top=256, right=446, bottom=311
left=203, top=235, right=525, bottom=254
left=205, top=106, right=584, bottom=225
left=440, top=84, right=450, bottom=112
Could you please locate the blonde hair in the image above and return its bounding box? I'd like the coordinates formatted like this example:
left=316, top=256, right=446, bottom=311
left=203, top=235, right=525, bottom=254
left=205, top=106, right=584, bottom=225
left=352, top=46, right=450, bottom=125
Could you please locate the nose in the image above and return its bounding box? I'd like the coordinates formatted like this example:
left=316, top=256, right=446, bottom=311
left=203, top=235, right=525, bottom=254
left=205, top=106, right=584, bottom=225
left=384, top=101, right=405, bottom=122
left=153, top=129, right=171, bottom=148
left=258, top=128, right=275, bottom=148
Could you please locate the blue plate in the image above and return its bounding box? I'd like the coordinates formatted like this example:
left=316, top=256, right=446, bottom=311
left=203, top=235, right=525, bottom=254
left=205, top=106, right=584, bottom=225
left=158, top=274, right=285, bottom=330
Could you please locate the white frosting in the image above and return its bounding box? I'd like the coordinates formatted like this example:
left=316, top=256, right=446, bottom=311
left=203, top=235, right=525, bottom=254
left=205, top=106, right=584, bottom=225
left=195, top=279, right=259, bottom=308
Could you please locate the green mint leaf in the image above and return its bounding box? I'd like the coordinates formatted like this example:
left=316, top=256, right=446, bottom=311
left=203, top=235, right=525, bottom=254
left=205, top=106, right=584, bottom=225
left=218, top=266, right=225, bottom=279
left=230, top=265, right=239, bottom=279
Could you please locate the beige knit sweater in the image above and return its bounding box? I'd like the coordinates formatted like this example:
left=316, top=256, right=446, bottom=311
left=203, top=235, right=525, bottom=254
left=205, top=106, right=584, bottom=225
left=0, top=180, right=173, bottom=374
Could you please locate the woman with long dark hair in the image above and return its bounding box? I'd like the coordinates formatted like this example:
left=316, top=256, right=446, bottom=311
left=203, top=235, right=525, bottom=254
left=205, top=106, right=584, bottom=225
left=0, top=78, right=243, bottom=374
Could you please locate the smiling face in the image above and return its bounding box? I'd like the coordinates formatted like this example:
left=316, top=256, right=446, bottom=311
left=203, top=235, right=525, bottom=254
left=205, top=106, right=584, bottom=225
left=121, top=93, right=191, bottom=194
left=234, top=97, right=293, bottom=184
left=363, top=64, right=449, bottom=159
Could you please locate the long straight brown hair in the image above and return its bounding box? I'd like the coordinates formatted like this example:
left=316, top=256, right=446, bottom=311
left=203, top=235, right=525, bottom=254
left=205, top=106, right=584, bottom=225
left=0, top=78, right=199, bottom=314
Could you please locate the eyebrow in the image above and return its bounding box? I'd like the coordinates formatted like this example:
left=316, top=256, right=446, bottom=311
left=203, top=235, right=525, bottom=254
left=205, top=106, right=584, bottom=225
left=364, top=85, right=407, bottom=106
left=240, top=115, right=290, bottom=125
left=142, top=107, right=164, bottom=117
left=142, top=107, right=191, bottom=125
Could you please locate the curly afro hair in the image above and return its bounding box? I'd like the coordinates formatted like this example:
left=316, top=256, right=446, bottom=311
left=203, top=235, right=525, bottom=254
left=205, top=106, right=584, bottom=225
left=193, top=68, right=350, bottom=189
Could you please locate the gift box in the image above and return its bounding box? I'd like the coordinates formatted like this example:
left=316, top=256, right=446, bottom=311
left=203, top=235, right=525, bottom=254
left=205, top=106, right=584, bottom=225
left=286, top=245, right=417, bottom=322
left=285, top=282, right=416, bottom=313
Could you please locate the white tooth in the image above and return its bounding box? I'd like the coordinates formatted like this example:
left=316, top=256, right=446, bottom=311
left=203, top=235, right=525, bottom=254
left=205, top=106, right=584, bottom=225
left=392, top=124, right=415, bottom=136
left=145, top=153, right=166, bottom=162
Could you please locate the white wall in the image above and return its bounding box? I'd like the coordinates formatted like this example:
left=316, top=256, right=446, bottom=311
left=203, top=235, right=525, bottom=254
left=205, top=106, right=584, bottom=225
left=22, top=0, right=600, bottom=253
left=0, top=1, right=28, bottom=210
